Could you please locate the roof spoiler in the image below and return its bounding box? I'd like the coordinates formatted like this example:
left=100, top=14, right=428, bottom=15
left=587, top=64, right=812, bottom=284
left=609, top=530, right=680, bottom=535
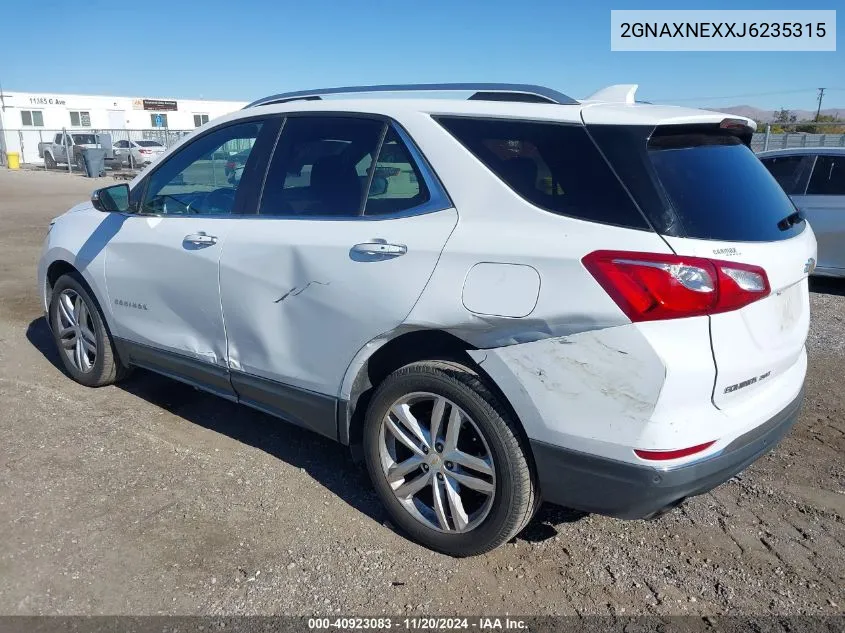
left=585, top=84, right=639, bottom=105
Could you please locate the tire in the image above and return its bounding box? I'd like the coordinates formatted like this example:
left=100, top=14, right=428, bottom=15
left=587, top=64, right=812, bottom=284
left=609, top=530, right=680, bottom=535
left=363, top=360, right=536, bottom=556
left=75, top=153, right=85, bottom=173
left=49, top=272, right=129, bottom=387
left=44, top=153, right=56, bottom=169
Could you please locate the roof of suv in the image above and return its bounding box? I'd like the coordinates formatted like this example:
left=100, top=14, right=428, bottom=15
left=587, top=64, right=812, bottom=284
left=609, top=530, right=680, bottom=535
left=244, top=97, right=753, bottom=129
left=240, top=83, right=755, bottom=130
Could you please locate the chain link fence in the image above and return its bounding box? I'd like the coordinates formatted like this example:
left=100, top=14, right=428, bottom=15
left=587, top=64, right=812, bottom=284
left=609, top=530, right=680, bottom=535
left=3, top=127, right=194, bottom=173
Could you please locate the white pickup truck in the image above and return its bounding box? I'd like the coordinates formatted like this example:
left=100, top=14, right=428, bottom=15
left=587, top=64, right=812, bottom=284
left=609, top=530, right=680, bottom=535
left=38, top=133, right=113, bottom=170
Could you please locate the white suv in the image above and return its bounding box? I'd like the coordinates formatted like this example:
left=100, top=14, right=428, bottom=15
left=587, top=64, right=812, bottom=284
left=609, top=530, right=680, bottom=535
left=38, top=83, right=814, bottom=556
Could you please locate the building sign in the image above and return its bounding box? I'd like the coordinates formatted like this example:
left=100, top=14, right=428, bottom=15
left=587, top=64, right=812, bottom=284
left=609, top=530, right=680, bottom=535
left=28, top=96, right=67, bottom=106
left=140, top=99, right=178, bottom=111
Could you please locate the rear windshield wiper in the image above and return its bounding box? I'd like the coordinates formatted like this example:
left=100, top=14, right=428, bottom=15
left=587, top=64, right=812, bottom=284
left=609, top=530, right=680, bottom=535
left=777, top=210, right=804, bottom=231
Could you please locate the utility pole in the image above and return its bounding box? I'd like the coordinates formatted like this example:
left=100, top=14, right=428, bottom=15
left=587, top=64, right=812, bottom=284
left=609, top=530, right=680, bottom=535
left=815, top=88, right=826, bottom=122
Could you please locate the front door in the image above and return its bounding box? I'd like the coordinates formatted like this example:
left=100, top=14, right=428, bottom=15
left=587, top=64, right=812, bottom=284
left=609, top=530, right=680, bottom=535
left=105, top=117, right=280, bottom=395
left=219, top=116, right=457, bottom=436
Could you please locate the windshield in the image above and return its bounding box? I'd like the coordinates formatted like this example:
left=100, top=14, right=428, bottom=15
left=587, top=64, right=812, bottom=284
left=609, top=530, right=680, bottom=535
left=648, top=134, right=803, bottom=242
left=72, top=134, right=97, bottom=145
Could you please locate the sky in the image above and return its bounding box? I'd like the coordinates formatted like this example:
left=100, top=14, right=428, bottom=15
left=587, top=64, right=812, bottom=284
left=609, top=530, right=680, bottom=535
left=1, top=0, right=842, bottom=113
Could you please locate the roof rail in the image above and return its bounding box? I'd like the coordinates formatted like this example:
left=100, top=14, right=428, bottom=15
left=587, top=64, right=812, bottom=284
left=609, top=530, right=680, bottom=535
left=245, top=83, right=578, bottom=108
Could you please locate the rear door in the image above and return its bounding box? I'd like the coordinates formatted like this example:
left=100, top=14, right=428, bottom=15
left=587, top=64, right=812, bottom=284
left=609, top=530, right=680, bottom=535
left=791, top=154, right=845, bottom=273
left=644, top=129, right=815, bottom=409
left=219, top=115, right=457, bottom=432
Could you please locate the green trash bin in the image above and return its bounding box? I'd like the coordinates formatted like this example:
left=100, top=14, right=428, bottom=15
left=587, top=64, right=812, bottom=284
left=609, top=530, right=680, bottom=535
left=81, top=148, right=107, bottom=178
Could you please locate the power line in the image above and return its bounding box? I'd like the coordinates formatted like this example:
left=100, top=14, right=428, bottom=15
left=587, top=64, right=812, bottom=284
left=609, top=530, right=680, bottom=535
left=651, top=87, right=844, bottom=103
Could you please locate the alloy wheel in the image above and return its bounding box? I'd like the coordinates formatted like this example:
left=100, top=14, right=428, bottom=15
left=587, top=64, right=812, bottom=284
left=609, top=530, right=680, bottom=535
left=56, top=289, right=97, bottom=373
left=379, top=392, right=496, bottom=533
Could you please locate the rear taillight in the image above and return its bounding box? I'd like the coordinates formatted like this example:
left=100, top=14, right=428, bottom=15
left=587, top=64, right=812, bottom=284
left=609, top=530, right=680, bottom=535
left=139, top=149, right=152, bottom=154
left=582, top=250, right=770, bottom=322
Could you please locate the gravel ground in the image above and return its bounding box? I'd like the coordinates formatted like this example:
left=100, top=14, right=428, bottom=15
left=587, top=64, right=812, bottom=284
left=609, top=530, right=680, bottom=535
left=0, top=169, right=842, bottom=616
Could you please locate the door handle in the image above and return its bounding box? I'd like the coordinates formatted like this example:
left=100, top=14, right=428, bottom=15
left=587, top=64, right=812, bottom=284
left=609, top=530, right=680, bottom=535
left=351, top=240, right=407, bottom=257
left=183, top=232, right=218, bottom=246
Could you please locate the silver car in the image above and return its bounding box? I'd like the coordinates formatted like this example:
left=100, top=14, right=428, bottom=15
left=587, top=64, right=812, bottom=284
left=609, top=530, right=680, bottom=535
left=759, top=147, right=845, bottom=277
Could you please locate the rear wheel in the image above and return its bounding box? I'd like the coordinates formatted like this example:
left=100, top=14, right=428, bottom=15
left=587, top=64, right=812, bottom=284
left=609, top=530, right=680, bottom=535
left=363, top=361, right=536, bottom=556
left=49, top=273, right=128, bottom=387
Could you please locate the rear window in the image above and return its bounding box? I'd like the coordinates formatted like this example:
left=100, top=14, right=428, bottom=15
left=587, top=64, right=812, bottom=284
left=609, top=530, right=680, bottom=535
left=648, top=133, right=803, bottom=242
left=436, top=117, right=649, bottom=230
left=135, top=140, right=162, bottom=147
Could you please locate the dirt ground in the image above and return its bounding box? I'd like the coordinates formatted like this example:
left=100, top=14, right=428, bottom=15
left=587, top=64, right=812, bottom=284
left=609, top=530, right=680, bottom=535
left=0, top=169, right=842, bottom=616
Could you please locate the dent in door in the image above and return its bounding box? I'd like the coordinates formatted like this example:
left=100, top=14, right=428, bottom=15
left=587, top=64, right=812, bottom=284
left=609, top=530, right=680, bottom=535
left=222, top=209, right=460, bottom=396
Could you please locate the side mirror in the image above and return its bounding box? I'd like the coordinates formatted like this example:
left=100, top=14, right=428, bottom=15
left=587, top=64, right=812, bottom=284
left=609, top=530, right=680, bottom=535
left=91, top=183, right=130, bottom=213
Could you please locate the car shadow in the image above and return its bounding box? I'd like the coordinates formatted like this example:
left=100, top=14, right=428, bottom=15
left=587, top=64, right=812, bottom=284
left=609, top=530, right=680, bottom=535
left=809, top=277, right=845, bottom=297
left=25, top=316, right=384, bottom=525
left=26, top=316, right=581, bottom=545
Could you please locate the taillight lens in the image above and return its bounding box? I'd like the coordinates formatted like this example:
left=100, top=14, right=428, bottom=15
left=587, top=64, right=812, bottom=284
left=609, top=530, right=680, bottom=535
left=634, top=441, right=716, bottom=461
left=582, top=250, right=770, bottom=322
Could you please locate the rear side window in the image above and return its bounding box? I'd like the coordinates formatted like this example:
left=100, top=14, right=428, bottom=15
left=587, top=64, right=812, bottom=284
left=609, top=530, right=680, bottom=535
left=365, top=128, right=430, bottom=215
left=648, top=133, right=803, bottom=241
left=807, top=156, right=845, bottom=195
left=260, top=116, right=385, bottom=217
left=760, top=155, right=814, bottom=195
left=436, top=117, right=648, bottom=229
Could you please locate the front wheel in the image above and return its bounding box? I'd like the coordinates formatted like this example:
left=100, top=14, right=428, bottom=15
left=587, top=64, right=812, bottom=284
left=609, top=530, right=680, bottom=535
left=363, top=361, right=536, bottom=556
left=44, top=153, right=56, bottom=169
left=49, top=273, right=128, bottom=387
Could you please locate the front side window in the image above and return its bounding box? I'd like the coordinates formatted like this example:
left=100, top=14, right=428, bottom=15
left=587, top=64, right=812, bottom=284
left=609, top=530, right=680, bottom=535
left=437, top=117, right=646, bottom=229
left=21, top=110, right=44, bottom=126
left=70, top=111, right=91, bottom=127
left=259, top=116, right=385, bottom=217
left=807, top=156, right=845, bottom=196
left=140, top=121, right=264, bottom=216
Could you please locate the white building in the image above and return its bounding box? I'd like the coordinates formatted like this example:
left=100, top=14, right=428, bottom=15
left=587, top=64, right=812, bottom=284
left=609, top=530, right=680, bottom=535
left=0, top=90, right=247, bottom=164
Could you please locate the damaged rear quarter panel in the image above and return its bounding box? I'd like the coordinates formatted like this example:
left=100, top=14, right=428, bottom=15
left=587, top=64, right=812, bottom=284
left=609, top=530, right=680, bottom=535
left=471, top=326, right=665, bottom=461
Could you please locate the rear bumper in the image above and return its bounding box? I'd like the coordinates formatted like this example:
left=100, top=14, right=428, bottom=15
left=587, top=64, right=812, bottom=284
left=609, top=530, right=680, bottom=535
left=531, top=387, right=804, bottom=519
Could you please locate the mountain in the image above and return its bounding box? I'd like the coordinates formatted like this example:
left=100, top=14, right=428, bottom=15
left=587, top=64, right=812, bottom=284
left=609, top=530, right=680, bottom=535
left=707, top=105, right=845, bottom=122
